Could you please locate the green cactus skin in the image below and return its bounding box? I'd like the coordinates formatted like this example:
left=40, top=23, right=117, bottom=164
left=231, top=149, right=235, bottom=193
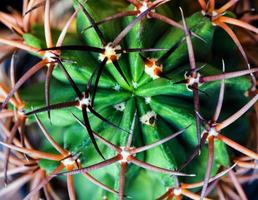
left=3, top=0, right=255, bottom=199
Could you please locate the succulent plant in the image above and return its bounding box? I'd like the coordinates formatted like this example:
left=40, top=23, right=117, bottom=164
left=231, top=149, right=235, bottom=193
left=0, top=0, right=258, bottom=199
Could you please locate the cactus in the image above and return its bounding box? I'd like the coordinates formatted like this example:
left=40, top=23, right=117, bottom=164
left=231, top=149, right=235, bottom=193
left=0, top=0, right=258, bottom=199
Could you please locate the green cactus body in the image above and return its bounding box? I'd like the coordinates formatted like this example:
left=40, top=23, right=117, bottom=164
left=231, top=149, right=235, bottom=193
left=16, top=0, right=253, bottom=199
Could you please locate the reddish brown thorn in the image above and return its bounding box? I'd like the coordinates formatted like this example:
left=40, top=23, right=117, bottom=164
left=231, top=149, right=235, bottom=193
left=217, top=134, right=258, bottom=160
left=23, top=0, right=34, bottom=32
left=0, top=38, right=40, bottom=54
left=35, top=114, right=67, bottom=155
left=67, top=175, right=76, bottom=200
left=0, top=46, right=16, bottom=64
left=1, top=59, right=52, bottom=110
left=0, top=173, right=33, bottom=197
left=78, top=1, right=107, bottom=46
left=0, top=110, right=14, bottom=119
left=131, top=125, right=189, bottom=154
left=57, top=59, right=83, bottom=99
left=43, top=185, right=52, bottom=200
left=75, top=101, right=129, bottom=134
left=212, top=61, right=226, bottom=122
left=228, top=170, right=248, bottom=200
left=209, top=0, right=215, bottom=12
left=112, top=59, right=130, bottom=85
left=217, top=94, right=258, bottom=130
left=198, top=0, right=207, bottom=11
left=180, top=8, right=201, bottom=144
left=82, top=11, right=138, bottom=33
left=214, top=21, right=255, bottom=87
left=17, top=117, right=26, bottom=148
left=112, top=0, right=169, bottom=47
left=179, top=7, right=196, bottom=71
left=212, top=80, right=225, bottom=122
left=182, top=163, right=237, bottom=189
left=216, top=0, right=239, bottom=14
left=119, top=163, right=127, bottom=200
left=10, top=27, right=24, bottom=37
left=55, top=155, right=122, bottom=176
left=115, top=47, right=167, bottom=54
left=150, top=12, right=182, bottom=29
left=3, top=120, right=20, bottom=185
left=0, top=165, right=32, bottom=178
left=10, top=52, right=23, bottom=104
left=217, top=185, right=226, bottom=200
left=73, top=113, right=120, bottom=151
left=126, top=111, right=137, bottom=148
left=90, top=58, right=108, bottom=105
left=46, top=183, right=61, bottom=200
left=130, top=157, right=194, bottom=176
left=89, top=107, right=130, bottom=134
left=83, top=172, right=119, bottom=195
left=30, top=169, right=45, bottom=199
left=127, top=0, right=142, bottom=8
left=0, top=151, right=33, bottom=166
left=234, top=174, right=258, bottom=184
left=24, top=1, right=45, bottom=16
left=0, top=141, right=63, bottom=161
left=221, top=183, right=240, bottom=200
left=10, top=52, right=17, bottom=88
left=0, top=12, right=18, bottom=31
left=23, top=164, right=64, bottom=200
left=81, top=105, right=105, bottom=160
left=153, top=0, right=170, bottom=5
left=182, top=189, right=211, bottom=200
left=44, top=0, right=53, bottom=48
left=85, top=63, right=99, bottom=97
left=45, top=64, right=55, bottom=120
left=179, top=132, right=209, bottom=171
left=193, top=84, right=201, bottom=144
left=25, top=100, right=79, bottom=116
left=56, top=10, right=78, bottom=47
left=156, top=38, right=184, bottom=66
left=152, top=12, right=206, bottom=42
left=219, top=16, right=258, bottom=34
left=0, top=12, right=24, bottom=35
left=235, top=160, right=258, bottom=169
left=200, top=68, right=258, bottom=83
left=40, top=45, right=104, bottom=53
left=200, top=136, right=215, bottom=199
left=0, top=84, right=20, bottom=109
